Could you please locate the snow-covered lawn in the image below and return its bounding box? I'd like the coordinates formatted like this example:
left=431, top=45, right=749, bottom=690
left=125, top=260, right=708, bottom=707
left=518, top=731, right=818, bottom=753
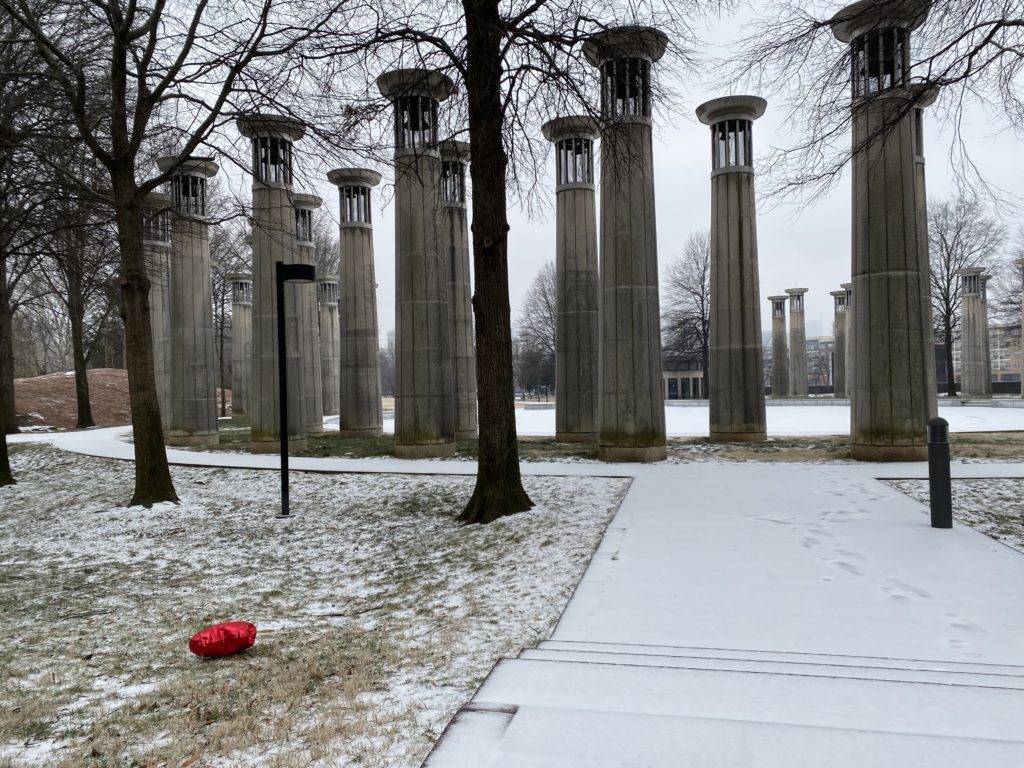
left=885, top=478, right=1024, bottom=554
left=0, top=445, right=627, bottom=767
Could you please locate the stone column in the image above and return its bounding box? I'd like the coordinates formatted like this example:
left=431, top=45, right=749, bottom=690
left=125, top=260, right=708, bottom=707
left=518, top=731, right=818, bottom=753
left=913, top=85, right=940, bottom=417
left=958, top=267, right=989, bottom=398
left=831, top=290, right=848, bottom=397
left=378, top=68, right=456, bottom=458
left=157, top=156, right=219, bottom=446
left=542, top=116, right=600, bottom=443
left=326, top=168, right=383, bottom=436
left=786, top=288, right=809, bottom=397
left=697, top=96, right=767, bottom=442
left=981, top=274, right=993, bottom=397
left=843, top=282, right=855, bottom=403
left=141, top=193, right=171, bottom=421
left=293, top=193, right=324, bottom=433
left=832, top=1, right=934, bottom=460
left=236, top=114, right=307, bottom=452
left=1017, top=259, right=1024, bottom=398
left=317, top=278, right=340, bottom=417
left=768, top=296, right=790, bottom=398
left=228, top=274, right=252, bottom=414
left=439, top=140, right=478, bottom=439
left=584, top=26, right=669, bottom=462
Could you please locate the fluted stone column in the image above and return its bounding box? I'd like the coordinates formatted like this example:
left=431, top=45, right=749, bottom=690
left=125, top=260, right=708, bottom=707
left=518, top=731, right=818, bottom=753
left=378, top=68, right=456, bottom=458
left=697, top=96, right=767, bottom=442
left=439, top=140, right=478, bottom=439
left=1017, top=259, right=1024, bottom=398
left=831, top=290, right=848, bottom=397
left=843, top=282, right=855, bottom=403
left=228, top=274, right=252, bottom=414
left=542, top=116, right=599, bottom=443
left=326, top=168, right=383, bottom=435
left=237, top=114, right=307, bottom=453
left=981, top=274, right=993, bottom=397
left=768, top=296, right=790, bottom=398
left=141, top=193, right=171, bottom=421
left=294, top=193, right=324, bottom=433
left=958, top=267, right=991, bottom=398
left=584, top=26, right=668, bottom=462
left=786, top=288, right=809, bottom=397
left=317, top=278, right=340, bottom=417
left=832, top=1, right=934, bottom=460
left=913, top=85, right=940, bottom=417
left=157, top=156, right=219, bottom=446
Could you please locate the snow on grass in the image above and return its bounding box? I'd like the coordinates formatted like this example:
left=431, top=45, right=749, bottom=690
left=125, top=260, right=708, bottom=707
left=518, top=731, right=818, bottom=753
left=0, top=445, right=628, bottom=767
left=885, top=478, right=1024, bottom=554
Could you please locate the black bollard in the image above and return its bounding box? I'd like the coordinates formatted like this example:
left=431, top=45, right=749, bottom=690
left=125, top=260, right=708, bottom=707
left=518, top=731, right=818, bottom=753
left=927, top=417, right=952, bottom=529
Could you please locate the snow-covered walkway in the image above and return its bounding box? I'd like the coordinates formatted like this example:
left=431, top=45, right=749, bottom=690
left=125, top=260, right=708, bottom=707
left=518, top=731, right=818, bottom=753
left=11, top=425, right=1024, bottom=766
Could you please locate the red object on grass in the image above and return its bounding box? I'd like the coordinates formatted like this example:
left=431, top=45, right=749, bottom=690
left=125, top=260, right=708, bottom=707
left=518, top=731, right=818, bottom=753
left=189, top=621, right=257, bottom=658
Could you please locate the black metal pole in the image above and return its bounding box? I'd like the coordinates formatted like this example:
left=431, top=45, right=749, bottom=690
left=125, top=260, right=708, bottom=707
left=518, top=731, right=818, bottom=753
left=927, top=416, right=952, bottom=529
left=276, top=261, right=290, bottom=518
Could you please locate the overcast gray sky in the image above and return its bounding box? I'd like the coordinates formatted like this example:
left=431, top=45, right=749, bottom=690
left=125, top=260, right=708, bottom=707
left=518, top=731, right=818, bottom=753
left=290, top=7, right=1023, bottom=346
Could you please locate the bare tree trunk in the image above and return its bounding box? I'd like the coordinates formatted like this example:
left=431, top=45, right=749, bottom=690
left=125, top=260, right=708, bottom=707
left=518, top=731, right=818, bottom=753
left=0, top=429, right=12, bottom=485
left=944, top=316, right=957, bottom=397
left=0, top=254, right=19, bottom=434
left=459, top=0, right=532, bottom=524
left=112, top=175, right=177, bottom=506
left=67, top=265, right=95, bottom=428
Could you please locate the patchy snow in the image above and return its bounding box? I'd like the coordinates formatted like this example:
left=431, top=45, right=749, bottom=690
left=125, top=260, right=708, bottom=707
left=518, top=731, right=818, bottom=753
left=885, top=478, right=1024, bottom=554
left=0, top=444, right=627, bottom=766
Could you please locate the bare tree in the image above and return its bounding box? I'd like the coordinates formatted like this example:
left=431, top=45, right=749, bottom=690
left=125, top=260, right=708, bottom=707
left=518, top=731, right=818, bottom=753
left=514, top=261, right=557, bottom=398
left=2, top=0, right=326, bottom=505
left=727, top=1, right=1024, bottom=204
left=210, top=221, right=249, bottom=418
left=986, top=227, right=1024, bottom=325
left=662, top=230, right=711, bottom=395
left=929, top=196, right=1005, bottom=396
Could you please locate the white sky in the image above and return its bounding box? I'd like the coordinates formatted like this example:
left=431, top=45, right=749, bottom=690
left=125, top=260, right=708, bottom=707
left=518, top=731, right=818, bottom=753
left=285, top=8, right=1024, bottom=347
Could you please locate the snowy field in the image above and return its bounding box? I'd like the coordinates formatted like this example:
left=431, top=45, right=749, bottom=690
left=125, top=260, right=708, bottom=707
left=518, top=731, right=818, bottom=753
left=0, top=445, right=627, bottom=767
left=358, top=403, right=1024, bottom=437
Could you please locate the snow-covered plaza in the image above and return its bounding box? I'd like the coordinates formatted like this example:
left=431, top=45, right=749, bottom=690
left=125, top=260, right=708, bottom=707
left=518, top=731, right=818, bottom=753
left=4, top=404, right=1024, bottom=766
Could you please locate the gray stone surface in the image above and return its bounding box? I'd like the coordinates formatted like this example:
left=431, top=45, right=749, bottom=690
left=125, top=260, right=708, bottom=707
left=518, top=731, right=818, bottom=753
left=228, top=274, right=252, bottom=414
left=142, top=192, right=172, bottom=422
left=913, top=85, right=940, bottom=418
left=831, top=290, right=848, bottom=398
left=378, top=69, right=456, bottom=458
left=237, top=114, right=308, bottom=453
left=1017, top=260, right=1024, bottom=398
left=327, top=168, right=384, bottom=436
left=958, top=267, right=991, bottom=398
left=294, top=193, right=324, bottom=433
left=786, top=288, right=809, bottom=397
left=317, top=278, right=340, bottom=417
left=697, top=95, right=767, bottom=442
left=585, top=26, right=668, bottom=463
left=832, top=1, right=934, bottom=461
left=768, top=296, right=790, bottom=398
left=842, top=283, right=854, bottom=402
left=543, top=116, right=600, bottom=443
left=157, top=156, right=219, bottom=447
left=439, top=140, right=478, bottom=440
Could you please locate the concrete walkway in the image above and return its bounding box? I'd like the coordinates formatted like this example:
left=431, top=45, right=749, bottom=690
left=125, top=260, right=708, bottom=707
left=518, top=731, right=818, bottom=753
left=12, top=427, right=1024, bottom=765
left=422, top=462, right=1024, bottom=767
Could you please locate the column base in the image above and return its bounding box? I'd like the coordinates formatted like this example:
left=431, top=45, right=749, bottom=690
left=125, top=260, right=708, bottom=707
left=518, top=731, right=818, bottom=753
left=598, top=444, right=667, bottom=463
left=455, top=430, right=478, bottom=440
left=250, top=438, right=307, bottom=454
left=709, top=430, right=767, bottom=444
left=851, top=443, right=927, bottom=462
left=338, top=427, right=383, bottom=437
left=307, top=424, right=324, bottom=434
left=165, top=432, right=219, bottom=447
left=556, top=431, right=597, bottom=443
left=394, top=442, right=456, bottom=459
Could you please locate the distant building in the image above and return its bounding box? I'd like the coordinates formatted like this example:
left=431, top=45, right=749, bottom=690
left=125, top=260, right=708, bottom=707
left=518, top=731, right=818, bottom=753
left=663, top=354, right=705, bottom=399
